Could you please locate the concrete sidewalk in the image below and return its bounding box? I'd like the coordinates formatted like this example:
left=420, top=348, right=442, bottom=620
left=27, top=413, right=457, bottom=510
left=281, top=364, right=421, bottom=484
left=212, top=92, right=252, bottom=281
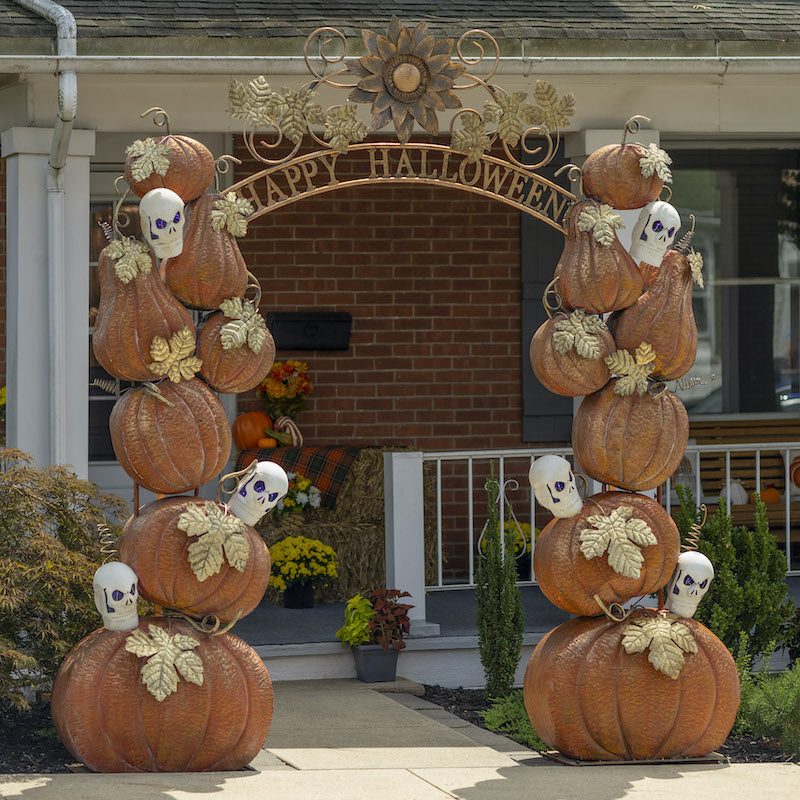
left=1, top=678, right=798, bottom=800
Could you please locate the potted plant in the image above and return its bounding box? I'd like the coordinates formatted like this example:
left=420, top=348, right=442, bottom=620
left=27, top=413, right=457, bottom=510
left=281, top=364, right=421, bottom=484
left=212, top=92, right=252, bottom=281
left=336, top=589, right=413, bottom=682
left=268, top=535, right=338, bottom=608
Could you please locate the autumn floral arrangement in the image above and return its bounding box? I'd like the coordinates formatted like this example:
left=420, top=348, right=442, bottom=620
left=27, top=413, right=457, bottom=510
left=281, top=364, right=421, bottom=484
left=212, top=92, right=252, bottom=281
left=274, top=472, right=322, bottom=517
left=479, top=520, right=536, bottom=556
left=257, top=360, right=313, bottom=420
left=268, top=535, right=338, bottom=592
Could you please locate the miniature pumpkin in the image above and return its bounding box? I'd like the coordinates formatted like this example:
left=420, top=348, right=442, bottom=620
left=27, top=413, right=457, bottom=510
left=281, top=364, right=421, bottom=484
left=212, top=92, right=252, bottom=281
left=582, top=142, right=666, bottom=209
left=523, top=611, right=739, bottom=761
left=554, top=200, right=643, bottom=314
left=125, top=134, right=215, bottom=203
left=610, top=249, right=698, bottom=381
left=232, top=410, right=273, bottom=451
left=51, top=617, right=273, bottom=772
left=257, top=437, right=278, bottom=448
left=118, top=497, right=271, bottom=624
left=572, top=381, right=689, bottom=491
left=197, top=304, right=276, bottom=394
left=751, top=486, right=781, bottom=504
left=529, top=311, right=614, bottom=397
left=533, top=491, right=680, bottom=617
left=109, top=378, right=232, bottom=495
left=162, top=194, right=249, bottom=310
left=92, top=241, right=194, bottom=381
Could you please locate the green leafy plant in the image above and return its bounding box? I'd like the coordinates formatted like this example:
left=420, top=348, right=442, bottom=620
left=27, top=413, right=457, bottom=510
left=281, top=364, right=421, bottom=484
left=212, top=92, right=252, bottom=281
left=673, top=487, right=795, bottom=663
left=0, top=449, right=128, bottom=708
left=475, top=466, right=524, bottom=699
left=335, top=589, right=413, bottom=651
left=480, top=689, right=547, bottom=750
left=268, top=535, right=338, bottom=592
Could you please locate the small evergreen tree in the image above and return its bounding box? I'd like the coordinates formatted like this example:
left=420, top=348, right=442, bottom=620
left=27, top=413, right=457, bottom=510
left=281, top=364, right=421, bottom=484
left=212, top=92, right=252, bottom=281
left=475, top=465, right=524, bottom=699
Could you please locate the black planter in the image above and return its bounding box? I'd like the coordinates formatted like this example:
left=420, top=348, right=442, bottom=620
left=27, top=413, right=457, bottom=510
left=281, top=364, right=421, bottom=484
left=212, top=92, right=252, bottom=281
left=352, top=645, right=399, bottom=683
left=283, top=581, right=315, bottom=609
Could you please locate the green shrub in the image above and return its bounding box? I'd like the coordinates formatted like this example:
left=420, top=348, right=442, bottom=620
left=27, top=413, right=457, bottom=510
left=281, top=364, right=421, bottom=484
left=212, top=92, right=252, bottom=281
left=475, top=466, right=524, bottom=699
left=480, top=689, right=547, bottom=750
left=0, top=449, right=127, bottom=708
left=673, top=488, right=795, bottom=663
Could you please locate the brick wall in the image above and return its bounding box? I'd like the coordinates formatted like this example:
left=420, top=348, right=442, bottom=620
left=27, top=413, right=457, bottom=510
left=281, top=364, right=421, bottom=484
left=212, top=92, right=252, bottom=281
left=234, top=136, right=525, bottom=453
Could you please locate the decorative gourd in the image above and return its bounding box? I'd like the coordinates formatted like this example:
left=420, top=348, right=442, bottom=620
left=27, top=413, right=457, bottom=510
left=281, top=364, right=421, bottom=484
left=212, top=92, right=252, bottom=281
left=791, top=455, right=800, bottom=489
left=109, top=378, right=232, bottom=495
left=529, top=310, right=614, bottom=397
left=582, top=141, right=670, bottom=210
left=92, top=240, right=194, bottom=381
left=523, top=611, right=739, bottom=761
left=197, top=298, right=276, bottom=394
left=572, top=378, right=689, bottom=492
left=274, top=416, right=303, bottom=446
left=554, top=200, right=643, bottom=314
left=610, top=249, right=698, bottom=381
left=51, top=617, right=273, bottom=772
left=232, top=410, right=273, bottom=451
left=118, top=497, right=271, bottom=624
left=751, top=485, right=781, bottom=505
left=162, top=193, right=249, bottom=310
left=125, top=133, right=215, bottom=203
left=533, top=491, right=680, bottom=616
left=722, top=480, right=749, bottom=506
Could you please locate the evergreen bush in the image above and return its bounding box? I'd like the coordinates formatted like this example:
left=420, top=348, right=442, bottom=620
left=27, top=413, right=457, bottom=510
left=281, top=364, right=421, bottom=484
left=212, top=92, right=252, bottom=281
left=0, top=449, right=127, bottom=708
left=475, top=466, right=524, bottom=699
left=480, top=689, right=547, bottom=750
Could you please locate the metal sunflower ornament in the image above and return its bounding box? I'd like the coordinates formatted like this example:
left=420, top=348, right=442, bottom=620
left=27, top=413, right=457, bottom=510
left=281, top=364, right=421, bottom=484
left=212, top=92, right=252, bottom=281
left=346, top=16, right=466, bottom=143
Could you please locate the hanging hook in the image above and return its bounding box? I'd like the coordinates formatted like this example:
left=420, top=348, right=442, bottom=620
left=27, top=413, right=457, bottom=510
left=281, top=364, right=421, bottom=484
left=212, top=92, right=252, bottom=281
left=621, top=115, right=652, bottom=146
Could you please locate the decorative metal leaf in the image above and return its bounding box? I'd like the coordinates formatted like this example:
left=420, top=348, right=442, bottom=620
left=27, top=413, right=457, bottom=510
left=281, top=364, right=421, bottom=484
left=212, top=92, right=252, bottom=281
left=325, top=105, right=369, bottom=154
left=452, top=114, right=492, bottom=163
left=228, top=76, right=277, bottom=126
left=605, top=343, right=656, bottom=396
left=639, top=143, right=673, bottom=183
left=210, top=192, right=254, bottom=237
left=105, top=238, right=152, bottom=284
left=218, top=298, right=268, bottom=354
left=689, top=249, right=704, bottom=288
left=552, top=309, right=608, bottom=360
left=125, top=624, right=204, bottom=701
left=579, top=505, right=657, bottom=578
left=622, top=615, right=698, bottom=679
left=484, top=91, right=537, bottom=147
left=149, top=327, right=202, bottom=383
left=533, top=80, right=575, bottom=131
left=577, top=203, right=625, bottom=246
left=177, top=501, right=250, bottom=580
left=125, top=138, right=171, bottom=181
left=278, top=88, right=326, bottom=145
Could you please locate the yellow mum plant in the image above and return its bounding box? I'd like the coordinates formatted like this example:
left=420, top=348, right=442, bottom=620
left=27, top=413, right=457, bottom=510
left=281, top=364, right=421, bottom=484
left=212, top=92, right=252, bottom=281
left=269, top=535, right=338, bottom=592
left=479, top=520, right=536, bottom=557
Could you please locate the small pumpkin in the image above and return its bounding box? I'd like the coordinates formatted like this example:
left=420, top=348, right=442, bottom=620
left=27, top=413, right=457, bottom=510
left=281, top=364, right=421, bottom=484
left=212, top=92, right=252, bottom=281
left=118, top=497, right=271, bottom=624
left=162, top=194, right=249, bottom=310
left=523, top=611, right=739, bottom=761
left=751, top=485, right=781, bottom=504
left=92, top=240, right=194, bottom=381
left=51, top=617, right=273, bottom=772
left=529, top=310, right=614, bottom=397
left=572, top=380, right=689, bottom=492
left=554, top=200, right=643, bottom=314
left=125, top=133, right=215, bottom=203
left=109, top=378, right=232, bottom=495
left=257, top=437, right=278, bottom=448
left=232, top=410, right=273, bottom=451
left=533, top=491, right=680, bottom=617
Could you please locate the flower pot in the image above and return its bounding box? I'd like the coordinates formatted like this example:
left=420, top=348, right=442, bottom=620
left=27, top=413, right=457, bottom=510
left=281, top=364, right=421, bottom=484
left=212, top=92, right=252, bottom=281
left=352, top=645, right=399, bottom=683
left=283, top=582, right=315, bottom=609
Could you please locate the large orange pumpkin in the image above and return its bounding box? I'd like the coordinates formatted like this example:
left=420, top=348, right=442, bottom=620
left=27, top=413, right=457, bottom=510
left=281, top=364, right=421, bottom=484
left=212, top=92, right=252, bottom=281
left=554, top=200, right=643, bottom=314
left=109, top=378, right=232, bottom=495
left=118, top=497, right=271, bottom=624
left=610, top=249, right=698, bottom=381
left=125, top=134, right=215, bottom=203
left=92, top=242, right=195, bottom=381
left=162, top=194, right=248, bottom=310
left=582, top=142, right=665, bottom=209
left=232, top=410, right=273, bottom=451
left=533, top=491, right=680, bottom=616
left=51, top=617, right=273, bottom=772
left=523, top=611, right=739, bottom=761
left=572, top=381, right=689, bottom=491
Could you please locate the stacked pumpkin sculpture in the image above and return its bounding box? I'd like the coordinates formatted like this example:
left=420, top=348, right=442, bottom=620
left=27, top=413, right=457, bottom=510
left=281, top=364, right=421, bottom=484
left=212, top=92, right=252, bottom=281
left=51, top=112, right=285, bottom=773
left=525, top=118, right=740, bottom=762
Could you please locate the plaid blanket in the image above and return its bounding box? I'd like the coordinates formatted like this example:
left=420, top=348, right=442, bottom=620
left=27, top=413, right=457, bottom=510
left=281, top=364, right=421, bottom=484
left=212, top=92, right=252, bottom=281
left=236, top=446, right=364, bottom=508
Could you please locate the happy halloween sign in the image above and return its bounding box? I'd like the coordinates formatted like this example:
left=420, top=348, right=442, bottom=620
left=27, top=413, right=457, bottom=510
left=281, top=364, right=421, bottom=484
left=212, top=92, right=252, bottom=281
left=228, top=144, right=574, bottom=232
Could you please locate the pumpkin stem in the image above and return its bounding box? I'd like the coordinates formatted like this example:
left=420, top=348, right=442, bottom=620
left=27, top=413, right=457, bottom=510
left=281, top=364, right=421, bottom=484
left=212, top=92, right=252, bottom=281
left=621, top=114, right=652, bottom=146
left=141, top=106, right=172, bottom=134
left=674, top=213, right=696, bottom=253
left=178, top=609, right=243, bottom=636
left=141, top=381, right=176, bottom=407
left=214, top=154, right=243, bottom=193
left=683, top=504, right=708, bottom=552
left=542, top=278, right=564, bottom=318
left=593, top=593, right=631, bottom=622
left=554, top=163, right=583, bottom=200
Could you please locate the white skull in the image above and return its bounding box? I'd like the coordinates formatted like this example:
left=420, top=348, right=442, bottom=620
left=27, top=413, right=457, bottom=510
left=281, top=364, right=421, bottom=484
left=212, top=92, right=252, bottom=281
left=628, top=201, right=681, bottom=267
left=665, top=551, right=714, bottom=618
left=228, top=461, right=289, bottom=526
left=528, top=455, right=582, bottom=518
left=93, top=562, right=140, bottom=631
left=139, top=188, right=185, bottom=259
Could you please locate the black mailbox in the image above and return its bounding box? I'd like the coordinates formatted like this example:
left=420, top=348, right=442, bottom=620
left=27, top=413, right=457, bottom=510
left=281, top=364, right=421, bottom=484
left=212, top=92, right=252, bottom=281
left=266, top=311, right=352, bottom=351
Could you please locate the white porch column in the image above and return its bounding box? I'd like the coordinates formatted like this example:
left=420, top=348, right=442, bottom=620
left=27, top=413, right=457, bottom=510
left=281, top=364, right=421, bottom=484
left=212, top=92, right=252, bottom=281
left=2, top=127, right=95, bottom=477
left=383, top=451, right=440, bottom=637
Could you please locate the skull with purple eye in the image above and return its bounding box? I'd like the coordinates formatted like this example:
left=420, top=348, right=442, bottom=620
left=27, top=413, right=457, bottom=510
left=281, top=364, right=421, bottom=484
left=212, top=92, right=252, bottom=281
left=664, top=550, right=714, bottom=618
left=628, top=200, right=681, bottom=267
left=528, top=455, right=583, bottom=518
left=138, top=187, right=186, bottom=259
left=92, top=561, right=140, bottom=631
left=228, top=461, right=289, bottom=526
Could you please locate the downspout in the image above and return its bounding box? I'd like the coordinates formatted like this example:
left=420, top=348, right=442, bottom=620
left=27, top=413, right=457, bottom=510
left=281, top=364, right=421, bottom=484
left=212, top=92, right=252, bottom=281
left=14, top=0, right=77, bottom=465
